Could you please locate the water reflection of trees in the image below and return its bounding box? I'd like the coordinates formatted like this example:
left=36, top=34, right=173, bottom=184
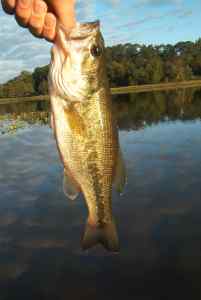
left=114, top=88, right=201, bottom=130
left=0, top=88, right=201, bottom=130
left=0, top=101, right=50, bottom=115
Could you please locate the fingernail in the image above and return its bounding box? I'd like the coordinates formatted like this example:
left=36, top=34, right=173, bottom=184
left=34, top=0, right=46, bottom=14
left=19, top=0, right=31, bottom=9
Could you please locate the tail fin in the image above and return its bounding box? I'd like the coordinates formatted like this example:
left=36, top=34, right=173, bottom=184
left=82, top=218, right=119, bottom=252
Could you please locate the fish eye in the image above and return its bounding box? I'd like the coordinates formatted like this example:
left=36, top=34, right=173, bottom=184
left=90, top=44, right=103, bottom=57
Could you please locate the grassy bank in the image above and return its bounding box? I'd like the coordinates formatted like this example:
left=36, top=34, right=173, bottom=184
left=0, top=95, right=49, bottom=105
left=0, top=80, right=201, bottom=104
left=111, top=80, right=201, bottom=95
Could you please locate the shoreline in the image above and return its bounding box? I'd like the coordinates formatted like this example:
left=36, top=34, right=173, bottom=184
left=0, top=80, right=201, bottom=105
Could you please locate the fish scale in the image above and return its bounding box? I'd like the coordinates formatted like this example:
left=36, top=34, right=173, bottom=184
left=78, top=93, right=116, bottom=224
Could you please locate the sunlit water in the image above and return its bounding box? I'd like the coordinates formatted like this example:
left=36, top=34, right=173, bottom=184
left=0, top=89, right=201, bottom=299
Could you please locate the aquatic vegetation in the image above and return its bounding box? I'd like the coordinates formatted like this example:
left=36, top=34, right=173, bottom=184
left=16, top=111, right=50, bottom=125
left=0, top=119, right=26, bottom=135
left=0, top=111, right=50, bottom=135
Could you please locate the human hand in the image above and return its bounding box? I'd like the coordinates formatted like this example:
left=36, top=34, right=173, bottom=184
left=1, top=0, right=76, bottom=42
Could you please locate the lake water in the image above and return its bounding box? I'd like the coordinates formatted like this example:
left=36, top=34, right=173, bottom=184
left=0, top=89, right=201, bottom=299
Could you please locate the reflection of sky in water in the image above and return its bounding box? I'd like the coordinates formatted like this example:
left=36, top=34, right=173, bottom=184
left=0, top=116, right=201, bottom=299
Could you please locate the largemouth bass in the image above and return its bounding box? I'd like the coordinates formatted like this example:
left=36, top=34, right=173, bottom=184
left=48, top=21, right=126, bottom=252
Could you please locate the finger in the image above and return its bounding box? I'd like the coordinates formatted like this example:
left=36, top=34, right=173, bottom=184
left=28, top=0, right=47, bottom=36
left=15, top=0, right=32, bottom=27
left=42, top=12, right=56, bottom=42
left=1, top=0, right=16, bottom=14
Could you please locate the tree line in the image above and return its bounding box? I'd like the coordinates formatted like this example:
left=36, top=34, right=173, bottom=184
left=0, top=39, right=201, bottom=98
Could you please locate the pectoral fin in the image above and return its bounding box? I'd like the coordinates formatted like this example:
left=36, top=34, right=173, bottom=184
left=64, top=106, right=85, bottom=137
left=63, top=169, right=80, bottom=201
left=113, top=149, right=127, bottom=194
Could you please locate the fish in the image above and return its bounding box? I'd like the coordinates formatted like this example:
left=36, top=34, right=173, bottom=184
left=48, top=21, right=126, bottom=252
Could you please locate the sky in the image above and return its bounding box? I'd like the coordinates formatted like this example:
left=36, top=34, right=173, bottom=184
left=0, top=0, right=200, bottom=84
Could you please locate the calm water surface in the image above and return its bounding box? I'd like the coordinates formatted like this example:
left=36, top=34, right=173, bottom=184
left=0, top=89, right=201, bottom=300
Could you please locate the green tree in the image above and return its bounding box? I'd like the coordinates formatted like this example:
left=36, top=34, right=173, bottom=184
left=32, top=65, right=49, bottom=95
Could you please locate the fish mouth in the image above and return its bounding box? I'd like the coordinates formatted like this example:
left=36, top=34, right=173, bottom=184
left=58, top=20, right=100, bottom=39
